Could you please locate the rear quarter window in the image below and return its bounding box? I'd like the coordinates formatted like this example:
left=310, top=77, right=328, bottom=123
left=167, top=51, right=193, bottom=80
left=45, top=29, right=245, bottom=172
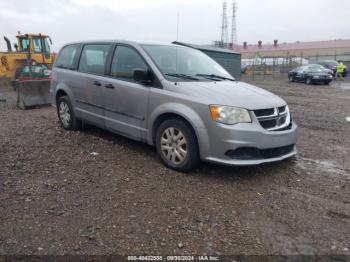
left=55, top=44, right=81, bottom=70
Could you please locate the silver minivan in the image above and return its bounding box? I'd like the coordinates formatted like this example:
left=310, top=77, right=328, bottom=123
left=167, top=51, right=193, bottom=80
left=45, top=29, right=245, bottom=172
left=51, top=40, right=297, bottom=172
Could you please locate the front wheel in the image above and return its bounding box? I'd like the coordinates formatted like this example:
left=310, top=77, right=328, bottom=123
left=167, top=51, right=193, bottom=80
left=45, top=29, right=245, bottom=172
left=156, top=119, right=200, bottom=172
left=306, top=77, right=312, bottom=85
left=288, top=75, right=294, bottom=82
left=57, top=96, right=80, bottom=130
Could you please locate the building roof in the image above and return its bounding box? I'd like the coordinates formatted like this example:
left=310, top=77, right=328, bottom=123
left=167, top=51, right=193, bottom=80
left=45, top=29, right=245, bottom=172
left=173, top=41, right=240, bottom=54
left=232, top=39, right=350, bottom=53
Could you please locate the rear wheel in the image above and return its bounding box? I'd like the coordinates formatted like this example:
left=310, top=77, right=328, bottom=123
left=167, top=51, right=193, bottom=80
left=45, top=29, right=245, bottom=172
left=306, top=77, right=312, bottom=85
left=156, top=118, right=200, bottom=172
left=57, top=96, right=80, bottom=130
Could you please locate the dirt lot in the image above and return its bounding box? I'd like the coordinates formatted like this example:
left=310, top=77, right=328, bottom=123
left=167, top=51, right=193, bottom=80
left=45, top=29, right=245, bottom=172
left=0, top=77, right=349, bottom=257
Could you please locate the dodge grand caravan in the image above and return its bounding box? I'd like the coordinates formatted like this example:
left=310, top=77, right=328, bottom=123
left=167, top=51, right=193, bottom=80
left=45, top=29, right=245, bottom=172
left=50, top=40, right=298, bottom=172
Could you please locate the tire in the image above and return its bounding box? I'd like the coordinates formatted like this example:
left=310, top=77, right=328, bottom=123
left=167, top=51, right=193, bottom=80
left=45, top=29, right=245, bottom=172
left=324, top=81, right=330, bottom=85
left=306, top=77, right=312, bottom=85
left=288, top=75, right=294, bottom=82
left=156, top=118, right=200, bottom=172
left=57, top=96, right=80, bottom=130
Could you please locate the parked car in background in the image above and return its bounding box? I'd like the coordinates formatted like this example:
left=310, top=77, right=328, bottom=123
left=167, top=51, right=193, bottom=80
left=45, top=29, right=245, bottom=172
left=288, top=65, right=333, bottom=85
left=308, top=64, right=333, bottom=76
left=315, top=60, right=348, bottom=77
left=51, top=40, right=298, bottom=172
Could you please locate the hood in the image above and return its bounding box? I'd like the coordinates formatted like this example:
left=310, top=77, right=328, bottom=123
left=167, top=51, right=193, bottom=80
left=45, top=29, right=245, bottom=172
left=172, top=80, right=286, bottom=110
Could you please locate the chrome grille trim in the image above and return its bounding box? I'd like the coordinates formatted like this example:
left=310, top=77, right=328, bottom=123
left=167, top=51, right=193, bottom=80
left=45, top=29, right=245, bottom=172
left=254, top=105, right=291, bottom=131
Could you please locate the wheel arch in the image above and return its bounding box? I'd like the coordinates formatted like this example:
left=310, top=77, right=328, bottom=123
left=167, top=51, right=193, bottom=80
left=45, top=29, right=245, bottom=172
left=54, top=83, right=74, bottom=107
left=148, top=103, right=210, bottom=158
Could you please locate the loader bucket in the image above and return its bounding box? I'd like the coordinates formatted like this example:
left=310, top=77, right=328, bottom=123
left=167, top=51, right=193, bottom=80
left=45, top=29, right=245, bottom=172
left=16, top=80, right=51, bottom=109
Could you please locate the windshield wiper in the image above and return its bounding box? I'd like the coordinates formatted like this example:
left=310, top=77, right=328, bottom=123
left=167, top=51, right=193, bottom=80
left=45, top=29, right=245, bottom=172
left=196, top=74, right=235, bottom=81
left=165, top=73, right=199, bottom=81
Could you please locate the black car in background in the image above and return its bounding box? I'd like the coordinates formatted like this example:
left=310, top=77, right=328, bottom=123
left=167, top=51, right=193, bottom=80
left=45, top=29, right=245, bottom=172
left=288, top=65, right=333, bottom=85
left=315, top=60, right=348, bottom=77
left=308, top=64, right=333, bottom=75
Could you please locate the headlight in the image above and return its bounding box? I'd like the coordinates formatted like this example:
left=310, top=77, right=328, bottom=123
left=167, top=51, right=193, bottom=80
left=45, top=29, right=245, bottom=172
left=210, top=105, right=251, bottom=125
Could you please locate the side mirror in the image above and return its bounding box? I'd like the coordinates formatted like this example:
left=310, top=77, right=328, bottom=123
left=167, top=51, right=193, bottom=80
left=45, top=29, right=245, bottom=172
left=133, top=69, right=152, bottom=84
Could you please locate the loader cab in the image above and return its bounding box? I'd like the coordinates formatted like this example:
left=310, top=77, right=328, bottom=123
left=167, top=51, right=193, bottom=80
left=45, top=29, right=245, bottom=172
left=16, top=34, right=52, bottom=58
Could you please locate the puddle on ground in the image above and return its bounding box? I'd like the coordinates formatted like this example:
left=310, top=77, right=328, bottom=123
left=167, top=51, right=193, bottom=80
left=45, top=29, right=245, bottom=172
left=297, top=157, right=349, bottom=176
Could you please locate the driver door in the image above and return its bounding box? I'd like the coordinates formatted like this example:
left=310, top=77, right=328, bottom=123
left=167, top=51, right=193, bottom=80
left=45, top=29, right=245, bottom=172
left=102, top=45, right=151, bottom=141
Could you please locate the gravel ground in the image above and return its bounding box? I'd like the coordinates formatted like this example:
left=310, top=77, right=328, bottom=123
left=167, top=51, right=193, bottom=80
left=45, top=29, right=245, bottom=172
left=0, top=77, right=349, bottom=257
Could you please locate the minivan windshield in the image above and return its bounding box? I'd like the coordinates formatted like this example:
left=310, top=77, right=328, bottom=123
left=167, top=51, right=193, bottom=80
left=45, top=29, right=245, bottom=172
left=142, top=44, right=234, bottom=81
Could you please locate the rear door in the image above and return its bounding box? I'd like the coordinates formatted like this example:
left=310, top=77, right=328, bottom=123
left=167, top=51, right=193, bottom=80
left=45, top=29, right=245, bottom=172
left=102, top=45, right=151, bottom=141
left=75, top=44, right=113, bottom=127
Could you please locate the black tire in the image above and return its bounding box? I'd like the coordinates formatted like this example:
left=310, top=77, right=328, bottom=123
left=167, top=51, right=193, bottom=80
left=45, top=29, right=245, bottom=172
left=288, top=75, right=294, bottom=82
left=57, top=96, right=80, bottom=131
left=156, top=118, right=200, bottom=172
left=306, top=77, right=312, bottom=85
left=324, top=81, right=330, bottom=85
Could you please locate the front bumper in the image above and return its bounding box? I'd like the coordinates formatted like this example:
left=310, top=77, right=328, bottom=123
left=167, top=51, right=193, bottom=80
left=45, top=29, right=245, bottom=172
left=201, top=120, right=298, bottom=166
left=311, top=77, right=332, bottom=83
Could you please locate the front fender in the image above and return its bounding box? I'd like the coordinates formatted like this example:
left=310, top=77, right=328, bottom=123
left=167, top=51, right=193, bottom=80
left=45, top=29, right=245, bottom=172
left=148, top=102, right=210, bottom=158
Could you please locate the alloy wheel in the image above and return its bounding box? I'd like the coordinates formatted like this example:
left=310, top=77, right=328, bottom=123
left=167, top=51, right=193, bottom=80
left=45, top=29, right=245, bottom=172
left=160, top=127, right=188, bottom=165
left=59, top=101, right=71, bottom=128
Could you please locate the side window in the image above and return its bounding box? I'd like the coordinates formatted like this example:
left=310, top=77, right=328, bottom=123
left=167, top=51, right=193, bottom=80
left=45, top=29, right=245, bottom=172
left=43, top=37, right=51, bottom=54
left=33, top=38, right=42, bottom=53
left=78, top=44, right=111, bottom=75
left=111, top=46, right=148, bottom=81
left=55, top=44, right=80, bottom=69
left=21, top=38, right=29, bottom=52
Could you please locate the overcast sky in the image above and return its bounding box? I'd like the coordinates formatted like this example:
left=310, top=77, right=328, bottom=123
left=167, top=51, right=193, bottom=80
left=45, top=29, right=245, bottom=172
left=1, top=0, right=350, bottom=51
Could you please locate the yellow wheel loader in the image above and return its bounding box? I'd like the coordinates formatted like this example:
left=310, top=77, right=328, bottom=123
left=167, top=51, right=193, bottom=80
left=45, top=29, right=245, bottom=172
left=0, top=32, right=56, bottom=109
left=0, top=32, right=56, bottom=81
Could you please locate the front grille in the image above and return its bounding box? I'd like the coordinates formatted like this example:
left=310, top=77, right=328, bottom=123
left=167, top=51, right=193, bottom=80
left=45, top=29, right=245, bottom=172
left=260, top=119, right=276, bottom=129
left=254, top=105, right=291, bottom=131
left=254, top=108, right=275, bottom=117
left=226, top=144, right=295, bottom=160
